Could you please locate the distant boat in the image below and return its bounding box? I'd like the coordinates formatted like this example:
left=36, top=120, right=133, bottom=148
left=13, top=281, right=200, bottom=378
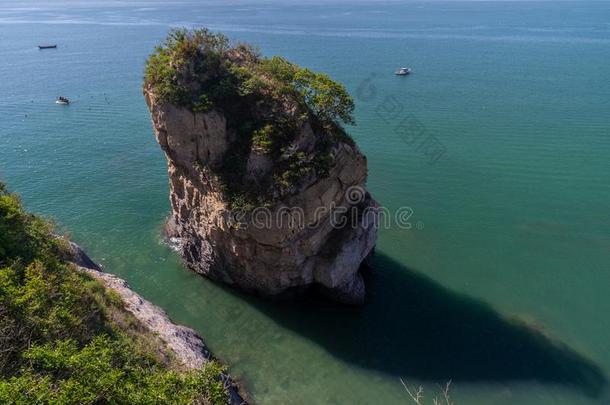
left=38, top=45, right=57, bottom=49
left=56, top=97, right=70, bottom=105
left=395, top=67, right=412, bottom=76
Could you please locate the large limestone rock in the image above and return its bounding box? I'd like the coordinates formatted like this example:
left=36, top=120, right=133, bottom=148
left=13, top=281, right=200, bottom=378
left=144, top=89, right=378, bottom=304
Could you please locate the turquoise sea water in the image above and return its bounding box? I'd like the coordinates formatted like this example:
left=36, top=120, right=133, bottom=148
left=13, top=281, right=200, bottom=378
left=2, top=1, right=610, bottom=403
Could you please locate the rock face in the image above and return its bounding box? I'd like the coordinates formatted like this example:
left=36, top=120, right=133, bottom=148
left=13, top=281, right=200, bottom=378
left=143, top=32, right=378, bottom=304
left=144, top=88, right=378, bottom=304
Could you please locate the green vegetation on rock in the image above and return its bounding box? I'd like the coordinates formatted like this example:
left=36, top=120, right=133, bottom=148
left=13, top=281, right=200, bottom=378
left=144, top=29, right=356, bottom=208
left=0, top=183, right=229, bottom=405
left=144, top=29, right=354, bottom=127
left=251, top=124, right=275, bottom=153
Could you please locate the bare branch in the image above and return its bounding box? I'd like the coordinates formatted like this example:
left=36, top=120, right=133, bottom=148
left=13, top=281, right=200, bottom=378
left=400, top=378, right=424, bottom=405
left=401, top=378, right=454, bottom=405
left=442, top=380, right=453, bottom=405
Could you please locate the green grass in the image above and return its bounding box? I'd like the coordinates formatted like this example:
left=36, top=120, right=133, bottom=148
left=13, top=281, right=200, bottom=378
left=0, top=184, right=230, bottom=405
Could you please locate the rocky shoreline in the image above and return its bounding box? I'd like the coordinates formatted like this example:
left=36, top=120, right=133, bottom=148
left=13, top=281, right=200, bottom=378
left=67, top=242, right=247, bottom=405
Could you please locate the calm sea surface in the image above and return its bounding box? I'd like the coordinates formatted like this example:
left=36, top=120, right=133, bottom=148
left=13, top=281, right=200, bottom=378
left=1, top=1, right=610, bottom=403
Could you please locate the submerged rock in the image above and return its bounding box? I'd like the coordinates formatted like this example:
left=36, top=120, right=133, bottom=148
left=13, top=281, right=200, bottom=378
left=144, top=29, right=378, bottom=304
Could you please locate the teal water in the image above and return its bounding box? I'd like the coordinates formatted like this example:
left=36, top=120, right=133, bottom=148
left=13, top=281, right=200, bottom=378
left=2, top=1, right=610, bottom=403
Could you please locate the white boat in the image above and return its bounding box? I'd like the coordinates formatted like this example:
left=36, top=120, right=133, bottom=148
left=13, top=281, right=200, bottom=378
left=55, top=97, right=70, bottom=105
left=395, top=67, right=411, bottom=76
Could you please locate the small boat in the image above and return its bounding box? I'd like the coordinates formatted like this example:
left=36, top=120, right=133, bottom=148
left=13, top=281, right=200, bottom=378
left=56, top=97, right=70, bottom=105
left=38, top=44, right=57, bottom=49
left=395, top=67, right=412, bottom=76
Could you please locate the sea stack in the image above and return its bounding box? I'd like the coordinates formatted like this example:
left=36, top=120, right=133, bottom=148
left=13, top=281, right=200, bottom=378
left=144, top=29, right=377, bottom=304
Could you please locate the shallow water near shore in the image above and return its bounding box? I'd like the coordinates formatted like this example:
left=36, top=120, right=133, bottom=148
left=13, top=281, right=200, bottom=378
left=2, top=1, right=610, bottom=403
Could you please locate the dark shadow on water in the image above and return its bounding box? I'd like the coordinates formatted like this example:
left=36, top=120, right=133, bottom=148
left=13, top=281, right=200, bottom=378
left=235, top=253, right=606, bottom=397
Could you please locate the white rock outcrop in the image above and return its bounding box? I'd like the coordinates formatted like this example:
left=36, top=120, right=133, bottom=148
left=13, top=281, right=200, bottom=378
left=66, top=242, right=246, bottom=404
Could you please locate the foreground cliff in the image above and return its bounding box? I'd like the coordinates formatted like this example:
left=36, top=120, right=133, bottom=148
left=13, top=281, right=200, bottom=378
left=0, top=183, right=244, bottom=404
left=66, top=243, right=246, bottom=405
left=144, top=29, right=378, bottom=304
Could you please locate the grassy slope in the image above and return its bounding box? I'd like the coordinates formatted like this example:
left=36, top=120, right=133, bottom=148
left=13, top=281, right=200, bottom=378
left=0, top=182, right=229, bottom=405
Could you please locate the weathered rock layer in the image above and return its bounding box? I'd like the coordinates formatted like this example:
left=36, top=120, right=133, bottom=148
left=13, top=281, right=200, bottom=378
left=144, top=88, right=378, bottom=304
